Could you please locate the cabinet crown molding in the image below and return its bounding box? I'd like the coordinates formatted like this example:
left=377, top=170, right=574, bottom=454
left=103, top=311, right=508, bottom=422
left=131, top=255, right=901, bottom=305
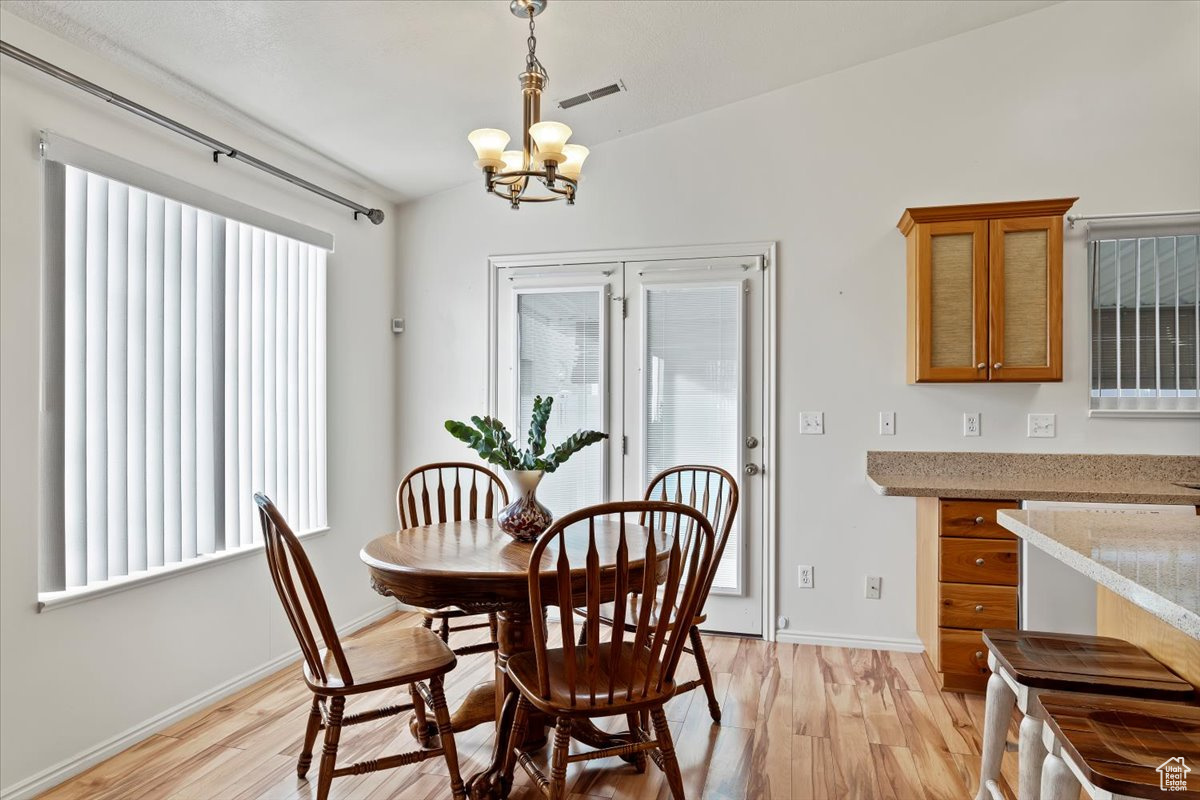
left=896, top=197, right=1078, bottom=236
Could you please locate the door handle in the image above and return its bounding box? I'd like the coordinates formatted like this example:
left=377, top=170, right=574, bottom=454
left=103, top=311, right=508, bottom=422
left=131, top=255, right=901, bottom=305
left=744, top=464, right=761, bottom=476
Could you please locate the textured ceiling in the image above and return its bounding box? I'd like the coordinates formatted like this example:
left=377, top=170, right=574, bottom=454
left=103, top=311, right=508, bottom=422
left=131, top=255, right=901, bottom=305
left=2, top=0, right=1058, bottom=202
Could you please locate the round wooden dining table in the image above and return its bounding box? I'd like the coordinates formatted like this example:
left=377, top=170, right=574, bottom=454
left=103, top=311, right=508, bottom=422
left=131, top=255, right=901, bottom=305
left=360, top=516, right=670, bottom=799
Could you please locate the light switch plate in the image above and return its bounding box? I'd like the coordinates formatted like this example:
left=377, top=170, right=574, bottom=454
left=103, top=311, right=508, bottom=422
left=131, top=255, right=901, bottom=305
left=963, top=412, right=981, bottom=437
left=800, top=411, right=824, bottom=435
left=879, top=411, right=896, bottom=436
left=1028, top=413, right=1056, bottom=438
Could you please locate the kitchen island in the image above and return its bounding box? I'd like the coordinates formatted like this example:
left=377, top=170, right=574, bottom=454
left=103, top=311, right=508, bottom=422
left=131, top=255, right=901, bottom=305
left=997, top=508, right=1199, bottom=687
left=868, top=451, right=1200, bottom=692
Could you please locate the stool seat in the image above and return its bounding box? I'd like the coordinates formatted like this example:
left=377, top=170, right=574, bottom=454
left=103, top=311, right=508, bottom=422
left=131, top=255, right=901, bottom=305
left=983, top=629, right=1194, bottom=700
left=1040, top=693, right=1200, bottom=799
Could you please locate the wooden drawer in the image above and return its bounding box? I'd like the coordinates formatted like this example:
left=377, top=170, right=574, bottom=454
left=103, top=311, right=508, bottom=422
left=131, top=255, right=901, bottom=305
left=939, top=499, right=1019, bottom=539
left=940, top=537, right=1018, bottom=585
left=939, top=582, right=1018, bottom=629
left=938, top=628, right=991, bottom=678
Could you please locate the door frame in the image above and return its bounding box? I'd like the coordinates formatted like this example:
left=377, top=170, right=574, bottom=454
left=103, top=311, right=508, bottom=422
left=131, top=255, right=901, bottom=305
left=486, top=241, right=779, bottom=642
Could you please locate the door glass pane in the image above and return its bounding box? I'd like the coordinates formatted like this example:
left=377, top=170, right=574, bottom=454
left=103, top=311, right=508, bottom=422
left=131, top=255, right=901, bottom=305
left=1003, top=229, right=1049, bottom=366
left=644, top=284, right=741, bottom=592
left=516, top=290, right=604, bottom=516
left=930, top=233, right=975, bottom=367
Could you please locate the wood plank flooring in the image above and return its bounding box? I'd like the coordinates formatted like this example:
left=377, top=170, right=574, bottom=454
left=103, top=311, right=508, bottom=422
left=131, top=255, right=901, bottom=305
left=36, top=612, right=1034, bottom=800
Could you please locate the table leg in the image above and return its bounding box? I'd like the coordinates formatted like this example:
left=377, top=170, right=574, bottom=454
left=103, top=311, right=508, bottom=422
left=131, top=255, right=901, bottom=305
left=465, top=607, right=546, bottom=800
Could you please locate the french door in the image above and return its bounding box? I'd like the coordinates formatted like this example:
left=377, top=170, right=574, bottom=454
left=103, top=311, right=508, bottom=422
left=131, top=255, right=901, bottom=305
left=493, top=255, right=766, bottom=636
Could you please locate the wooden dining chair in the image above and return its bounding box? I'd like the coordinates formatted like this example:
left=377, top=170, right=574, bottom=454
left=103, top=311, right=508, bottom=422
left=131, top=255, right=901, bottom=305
left=255, top=494, right=466, bottom=800
left=396, top=462, right=509, bottom=656
left=502, top=500, right=716, bottom=800
left=579, top=465, right=739, bottom=723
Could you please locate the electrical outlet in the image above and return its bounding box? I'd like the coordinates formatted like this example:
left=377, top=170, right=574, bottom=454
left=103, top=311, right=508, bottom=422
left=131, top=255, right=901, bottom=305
left=963, top=412, right=981, bottom=437
left=798, top=565, right=814, bottom=588
left=865, top=575, right=882, bottom=600
left=800, top=412, right=824, bottom=435
left=1028, top=413, right=1056, bottom=438
left=879, top=411, right=896, bottom=436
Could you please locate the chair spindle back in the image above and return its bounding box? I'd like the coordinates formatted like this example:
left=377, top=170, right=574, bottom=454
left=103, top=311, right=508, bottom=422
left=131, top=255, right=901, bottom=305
left=643, top=465, right=739, bottom=609
left=255, top=493, right=350, bottom=686
left=396, top=462, right=509, bottom=529
left=528, top=501, right=715, bottom=708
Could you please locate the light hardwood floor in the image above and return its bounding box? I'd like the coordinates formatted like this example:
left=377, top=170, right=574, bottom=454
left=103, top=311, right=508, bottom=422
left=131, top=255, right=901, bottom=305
left=36, top=612, right=1031, bottom=800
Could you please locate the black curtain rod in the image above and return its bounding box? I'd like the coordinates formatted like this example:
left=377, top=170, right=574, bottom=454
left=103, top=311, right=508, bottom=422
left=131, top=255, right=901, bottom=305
left=1, top=39, right=386, bottom=225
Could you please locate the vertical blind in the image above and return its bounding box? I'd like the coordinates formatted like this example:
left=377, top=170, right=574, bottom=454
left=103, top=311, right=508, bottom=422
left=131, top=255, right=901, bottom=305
left=644, top=284, right=742, bottom=592
left=1090, top=232, right=1199, bottom=411
left=42, top=162, right=328, bottom=594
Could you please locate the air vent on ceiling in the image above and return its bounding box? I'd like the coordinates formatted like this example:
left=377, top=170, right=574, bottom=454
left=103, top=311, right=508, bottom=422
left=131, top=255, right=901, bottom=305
left=558, top=80, right=626, bottom=110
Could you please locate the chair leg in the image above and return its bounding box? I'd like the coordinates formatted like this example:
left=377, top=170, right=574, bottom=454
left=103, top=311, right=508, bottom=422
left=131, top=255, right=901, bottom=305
left=422, top=614, right=434, bottom=630
left=975, top=671, right=1016, bottom=800
left=625, top=713, right=647, bottom=774
left=488, top=612, right=498, bottom=643
left=501, top=695, right=532, bottom=788
left=577, top=625, right=588, bottom=647
left=409, top=680, right=437, bottom=748
left=650, top=706, right=686, bottom=800
left=297, top=696, right=322, bottom=778
left=1039, top=752, right=1081, bottom=800
left=428, top=676, right=467, bottom=800
left=315, top=696, right=344, bottom=800
left=1018, top=712, right=1047, bottom=800
left=439, top=615, right=451, bottom=643
left=548, top=717, right=572, bottom=800
left=689, top=625, right=721, bottom=723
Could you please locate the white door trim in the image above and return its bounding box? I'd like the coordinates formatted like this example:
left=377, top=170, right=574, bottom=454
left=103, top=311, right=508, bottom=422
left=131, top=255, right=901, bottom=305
left=486, top=241, right=778, bottom=642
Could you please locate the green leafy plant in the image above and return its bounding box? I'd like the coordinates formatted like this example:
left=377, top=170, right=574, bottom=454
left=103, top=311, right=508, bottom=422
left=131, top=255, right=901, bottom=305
left=445, top=395, right=607, bottom=472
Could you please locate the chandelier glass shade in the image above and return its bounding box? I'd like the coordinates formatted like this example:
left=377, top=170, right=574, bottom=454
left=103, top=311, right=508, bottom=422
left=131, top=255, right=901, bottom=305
left=468, top=0, right=587, bottom=209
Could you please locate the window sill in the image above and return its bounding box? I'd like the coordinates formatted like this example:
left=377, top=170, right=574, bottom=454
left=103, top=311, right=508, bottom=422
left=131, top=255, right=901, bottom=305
left=1088, top=408, right=1200, bottom=419
left=36, top=527, right=330, bottom=613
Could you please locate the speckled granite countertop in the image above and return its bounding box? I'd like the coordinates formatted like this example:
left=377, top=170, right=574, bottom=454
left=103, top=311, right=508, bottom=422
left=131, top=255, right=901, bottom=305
left=866, top=451, right=1200, bottom=504
left=997, top=509, right=1200, bottom=638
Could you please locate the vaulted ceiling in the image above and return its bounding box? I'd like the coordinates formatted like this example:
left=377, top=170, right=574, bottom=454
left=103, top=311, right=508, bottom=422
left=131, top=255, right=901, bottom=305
left=2, top=0, right=1058, bottom=202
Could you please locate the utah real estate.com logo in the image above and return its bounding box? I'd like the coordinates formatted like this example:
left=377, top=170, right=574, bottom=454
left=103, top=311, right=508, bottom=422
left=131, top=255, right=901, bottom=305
left=1158, top=756, right=1191, bottom=792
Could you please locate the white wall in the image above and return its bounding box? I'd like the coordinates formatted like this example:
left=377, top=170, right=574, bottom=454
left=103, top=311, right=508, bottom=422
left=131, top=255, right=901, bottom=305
left=0, top=11, right=399, bottom=795
left=393, top=0, right=1200, bottom=648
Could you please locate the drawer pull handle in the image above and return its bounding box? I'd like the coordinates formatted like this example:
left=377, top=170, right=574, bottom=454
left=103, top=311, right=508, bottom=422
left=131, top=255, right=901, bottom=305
left=974, top=516, right=985, bottom=524
left=975, top=604, right=985, bottom=612
left=975, top=558, right=986, bottom=566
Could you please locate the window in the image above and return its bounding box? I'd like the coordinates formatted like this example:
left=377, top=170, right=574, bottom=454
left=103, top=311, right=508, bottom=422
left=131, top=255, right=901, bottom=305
left=1089, top=228, right=1199, bottom=415
left=40, top=141, right=329, bottom=603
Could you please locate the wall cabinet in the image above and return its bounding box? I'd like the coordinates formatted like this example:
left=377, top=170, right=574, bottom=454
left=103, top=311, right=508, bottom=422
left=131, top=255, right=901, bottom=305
left=897, top=198, right=1076, bottom=383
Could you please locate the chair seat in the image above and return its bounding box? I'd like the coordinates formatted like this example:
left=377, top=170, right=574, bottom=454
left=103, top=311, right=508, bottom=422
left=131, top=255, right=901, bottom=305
left=507, top=642, right=675, bottom=715
left=305, top=625, right=456, bottom=695
left=982, top=629, right=1194, bottom=700
left=420, top=607, right=477, bottom=620
left=1040, top=692, right=1200, bottom=799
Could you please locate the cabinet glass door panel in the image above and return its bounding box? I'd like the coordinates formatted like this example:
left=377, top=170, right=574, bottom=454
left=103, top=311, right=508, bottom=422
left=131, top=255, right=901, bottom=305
left=917, top=220, right=988, bottom=381
left=989, top=216, right=1062, bottom=381
left=930, top=233, right=977, bottom=367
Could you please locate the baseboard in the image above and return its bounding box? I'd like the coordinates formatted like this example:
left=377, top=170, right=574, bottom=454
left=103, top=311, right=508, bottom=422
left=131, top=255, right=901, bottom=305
left=774, top=629, right=925, bottom=653
left=0, top=602, right=401, bottom=800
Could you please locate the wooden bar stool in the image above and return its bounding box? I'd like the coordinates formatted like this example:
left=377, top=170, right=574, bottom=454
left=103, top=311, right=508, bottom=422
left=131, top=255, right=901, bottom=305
left=976, top=629, right=1194, bottom=800
left=1039, top=693, right=1200, bottom=799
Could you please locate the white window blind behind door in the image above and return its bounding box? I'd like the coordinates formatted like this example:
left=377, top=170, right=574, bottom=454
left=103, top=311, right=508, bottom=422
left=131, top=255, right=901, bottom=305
left=40, top=159, right=329, bottom=597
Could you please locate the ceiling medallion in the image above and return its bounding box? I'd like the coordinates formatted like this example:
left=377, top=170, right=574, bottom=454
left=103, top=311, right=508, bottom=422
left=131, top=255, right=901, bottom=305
left=467, top=0, right=588, bottom=209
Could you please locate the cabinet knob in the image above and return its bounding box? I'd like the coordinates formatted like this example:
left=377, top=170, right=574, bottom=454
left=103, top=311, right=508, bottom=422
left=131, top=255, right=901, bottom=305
left=976, top=362, right=986, bottom=369
left=993, top=362, right=1002, bottom=369
left=974, top=516, right=985, bottom=524
left=974, top=650, right=985, bottom=660
left=975, top=557, right=986, bottom=566
left=975, top=604, right=985, bottom=613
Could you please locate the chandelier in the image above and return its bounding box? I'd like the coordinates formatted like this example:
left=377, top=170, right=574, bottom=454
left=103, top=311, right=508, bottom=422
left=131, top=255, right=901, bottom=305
left=467, top=0, right=588, bottom=209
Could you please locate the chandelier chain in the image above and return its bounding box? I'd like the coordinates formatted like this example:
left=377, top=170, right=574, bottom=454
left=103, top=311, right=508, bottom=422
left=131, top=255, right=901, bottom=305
left=525, top=7, right=547, bottom=79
